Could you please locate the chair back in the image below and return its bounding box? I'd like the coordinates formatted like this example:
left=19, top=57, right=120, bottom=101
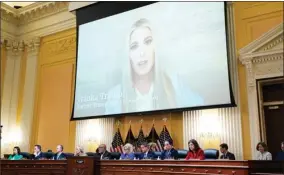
left=42, top=152, right=54, bottom=159
left=110, top=152, right=121, bottom=160
left=204, top=149, right=219, bottom=159
left=86, top=152, right=96, bottom=156
left=177, top=149, right=188, bottom=159
left=21, top=152, right=33, bottom=159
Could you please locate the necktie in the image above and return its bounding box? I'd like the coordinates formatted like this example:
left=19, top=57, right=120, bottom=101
left=167, top=151, right=171, bottom=158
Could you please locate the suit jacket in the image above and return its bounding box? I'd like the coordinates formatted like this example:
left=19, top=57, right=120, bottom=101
left=98, top=151, right=112, bottom=160
left=276, top=151, right=284, bottom=161
left=220, top=151, right=235, bottom=160
left=139, top=151, right=156, bottom=160
left=34, top=152, right=44, bottom=160
left=53, top=152, right=67, bottom=160
left=161, top=148, right=178, bottom=160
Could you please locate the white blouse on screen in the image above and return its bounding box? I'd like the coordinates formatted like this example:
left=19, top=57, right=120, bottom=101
left=135, top=84, right=154, bottom=111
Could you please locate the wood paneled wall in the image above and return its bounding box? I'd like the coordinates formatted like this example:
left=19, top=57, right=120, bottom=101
left=30, top=28, right=77, bottom=152
left=233, top=2, right=283, bottom=160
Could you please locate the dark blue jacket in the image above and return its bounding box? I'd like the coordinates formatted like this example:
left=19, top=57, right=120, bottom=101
left=34, top=152, right=44, bottom=160
left=276, top=151, right=284, bottom=160
left=161, top=148, right=178, bottom=160
left=139, top=151, right=156, bottom=160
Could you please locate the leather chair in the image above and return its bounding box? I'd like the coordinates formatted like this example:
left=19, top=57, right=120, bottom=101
left=86, top=152, right=96, bottom=156
left=42, top=152, right=54, bottom=159
left=21, top=152, right=33, bottom=159
left=64, top=153, right=74, bottom=158
left=204, top=149, right=219, bottom=159
left=110, top=152, right=121, bottom=160
left=154, top=151, right=162, bottom=159
left=4, top=154, right=11, bottom=159
left=177, top=149, right=188, bottom=159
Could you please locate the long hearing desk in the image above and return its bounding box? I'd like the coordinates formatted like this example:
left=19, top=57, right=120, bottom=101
left=1, top=157, right=283, bottom=175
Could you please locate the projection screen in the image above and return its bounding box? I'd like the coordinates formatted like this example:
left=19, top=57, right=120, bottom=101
left=73, top=2, right=234, bottom=119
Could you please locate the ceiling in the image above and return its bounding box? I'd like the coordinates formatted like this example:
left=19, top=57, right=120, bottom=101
left=3, top=2, right=35, bottom=8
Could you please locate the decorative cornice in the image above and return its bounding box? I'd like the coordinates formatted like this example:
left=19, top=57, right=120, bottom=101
left=0, top=5, right=18, bottom=24
left=1, top=2, right=69, bottom=25
left=18, top=2, right=69, bottom=25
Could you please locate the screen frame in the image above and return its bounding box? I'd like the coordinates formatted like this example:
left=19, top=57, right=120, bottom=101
left=71, top=1, right=236, bottom=121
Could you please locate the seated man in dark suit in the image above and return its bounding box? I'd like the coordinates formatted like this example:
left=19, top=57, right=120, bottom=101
left=33, top=145, right=44, bottom=160
left=276, top=141, right=284, bottom=160
left=161, top=140, right=178, bottom=160
left=219, top=143, right=235, bottom=160
left=52, top=145, right=66, bottom=160
left=139, top=142, right=155, bottom=160
left=97, top=144, right=111, bottom=160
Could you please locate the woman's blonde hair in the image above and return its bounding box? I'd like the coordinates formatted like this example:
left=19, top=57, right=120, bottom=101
left=123, top=143, right=134, bottom=153
left=121, top=18, right=176, bottom=112
left=76, top=146, right=84, bottom=153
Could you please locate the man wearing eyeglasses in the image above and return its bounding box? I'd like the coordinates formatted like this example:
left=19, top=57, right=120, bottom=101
left=97, top=144, right=112, bottom=160
left=139, top=142, right=155, bottom=160
left=161, top=140, right=178, bottom=160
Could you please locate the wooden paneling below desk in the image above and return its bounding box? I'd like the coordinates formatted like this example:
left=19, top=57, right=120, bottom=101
left=0, top=160, right=67, bottom=175
left=3, top=159, right=282, bottom=175
left=100, top=160, right=249, bottom=175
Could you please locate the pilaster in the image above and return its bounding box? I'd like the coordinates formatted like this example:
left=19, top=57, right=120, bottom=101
left=19, top=38, right=40, bottom=151
left=1, top=40, right=24, bottom=154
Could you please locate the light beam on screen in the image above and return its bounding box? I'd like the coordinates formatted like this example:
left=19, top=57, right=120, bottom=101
left=74, top=2, right=232, bottom=118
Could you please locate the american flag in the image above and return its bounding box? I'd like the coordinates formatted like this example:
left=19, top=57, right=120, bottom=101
left=136, top=126, right=146, bottom=149
left=147, top=124, right=162, bottom=151
left=111, top=128, right=124, bottom=153
left=159, top=125, right=173, bottom=148
left=125, top=125, right=136, bottom=146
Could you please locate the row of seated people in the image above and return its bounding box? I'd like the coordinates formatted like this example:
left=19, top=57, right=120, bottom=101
left=6, top=139, right=230, bottom=160
left=6, top=140, right=284, bottom=161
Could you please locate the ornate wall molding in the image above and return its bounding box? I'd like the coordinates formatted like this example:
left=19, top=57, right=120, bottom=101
left=17, top=2, right=69, bottom=25
left=1, top=2, right=69, bottom=25
left=239, top=23, right=283, bottom=159
left=25, top=38, right=40, bottom=54
left=0, top=4, right=18, bottom=24
left=1, top=2, right=75, bottom=42
left=5, top=40, right=25, bottom=56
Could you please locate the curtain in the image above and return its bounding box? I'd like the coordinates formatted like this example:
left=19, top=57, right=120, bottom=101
left=75, top=117, right=114, bottom=152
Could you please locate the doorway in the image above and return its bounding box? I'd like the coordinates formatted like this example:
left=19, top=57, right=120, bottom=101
left=258, top=77, right=284, bottom=160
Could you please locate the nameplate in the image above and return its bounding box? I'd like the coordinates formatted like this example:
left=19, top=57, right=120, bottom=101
left=76, top=160, right=85, bottom=164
